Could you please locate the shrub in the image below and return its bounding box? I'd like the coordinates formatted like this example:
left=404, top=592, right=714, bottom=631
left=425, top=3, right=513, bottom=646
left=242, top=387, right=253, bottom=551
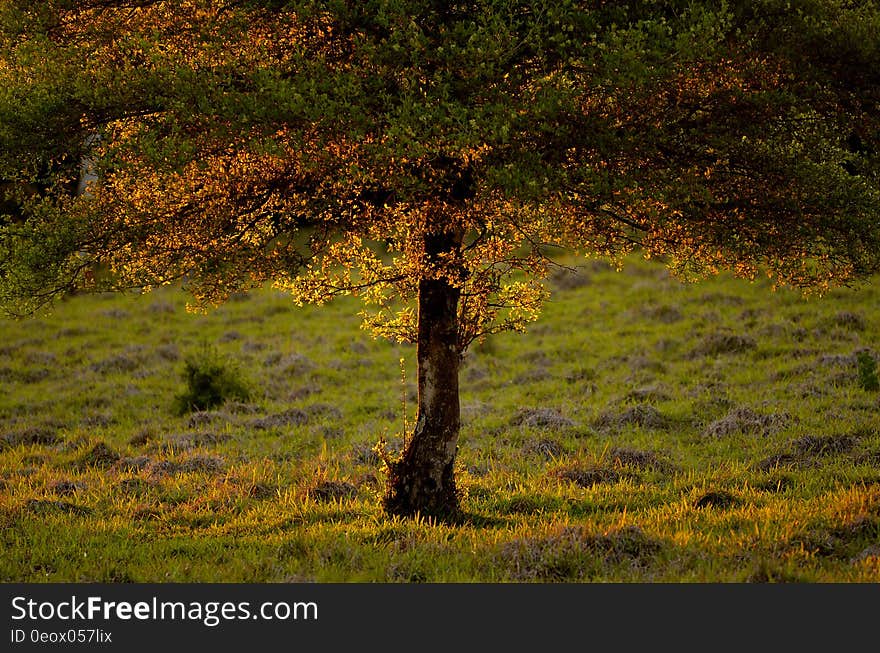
left=173, top=345, right=251, bottom=415
left=856, top=351, right=879, bottom=391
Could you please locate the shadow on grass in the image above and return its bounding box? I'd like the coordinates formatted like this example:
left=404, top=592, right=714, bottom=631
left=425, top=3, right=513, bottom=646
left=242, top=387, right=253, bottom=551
left=443, top=510, right=510, bottom=528
left=380, top=509, right=510, bottom=528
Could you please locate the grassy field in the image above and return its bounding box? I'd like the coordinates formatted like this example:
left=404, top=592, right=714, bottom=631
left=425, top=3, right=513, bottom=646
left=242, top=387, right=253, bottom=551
left=1, top=254, right=878, bottom=582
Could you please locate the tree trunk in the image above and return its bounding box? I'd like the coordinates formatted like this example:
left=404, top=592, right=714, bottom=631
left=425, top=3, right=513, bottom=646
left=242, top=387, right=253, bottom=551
left=384, top=231, right=462, bottom=518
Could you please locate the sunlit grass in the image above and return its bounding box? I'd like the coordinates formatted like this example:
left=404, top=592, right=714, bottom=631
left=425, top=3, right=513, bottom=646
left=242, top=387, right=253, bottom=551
left=1, top=254, right=878, bottom=582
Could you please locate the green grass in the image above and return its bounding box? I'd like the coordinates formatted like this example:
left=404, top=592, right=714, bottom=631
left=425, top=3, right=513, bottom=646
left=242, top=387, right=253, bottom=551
left=1, top=255, right=878, bottom=582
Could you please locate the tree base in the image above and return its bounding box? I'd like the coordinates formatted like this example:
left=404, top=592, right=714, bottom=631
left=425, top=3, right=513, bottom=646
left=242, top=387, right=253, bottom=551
left=382, top=457, right=459, bottom=519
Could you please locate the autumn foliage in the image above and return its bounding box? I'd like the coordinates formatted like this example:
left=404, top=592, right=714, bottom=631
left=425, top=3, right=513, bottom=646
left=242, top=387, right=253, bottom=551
left=1, top=1, right=878, bottom=515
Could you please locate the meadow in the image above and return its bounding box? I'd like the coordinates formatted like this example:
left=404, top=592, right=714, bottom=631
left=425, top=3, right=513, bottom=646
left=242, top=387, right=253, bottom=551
left=1, top=254, right=878, bottom=582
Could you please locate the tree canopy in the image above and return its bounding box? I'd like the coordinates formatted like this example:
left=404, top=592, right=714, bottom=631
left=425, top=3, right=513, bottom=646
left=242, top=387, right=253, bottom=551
left=3, top=1, right=879, bottom=317
left=1, top=0, right=878, bottom=515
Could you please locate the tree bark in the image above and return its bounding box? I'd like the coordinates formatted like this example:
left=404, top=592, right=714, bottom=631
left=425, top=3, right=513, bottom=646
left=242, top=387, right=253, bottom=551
left=384, top=230, right=462, bottom=518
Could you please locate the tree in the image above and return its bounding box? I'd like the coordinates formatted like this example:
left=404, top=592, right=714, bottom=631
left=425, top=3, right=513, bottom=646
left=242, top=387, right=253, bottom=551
left=1, top=1, right=878, bottom=517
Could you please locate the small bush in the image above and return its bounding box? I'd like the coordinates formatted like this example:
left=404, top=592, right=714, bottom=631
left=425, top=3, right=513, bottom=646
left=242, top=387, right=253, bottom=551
left=173, top=345, right=251, bottom=415
left=856, top=351, right=879, bottom=391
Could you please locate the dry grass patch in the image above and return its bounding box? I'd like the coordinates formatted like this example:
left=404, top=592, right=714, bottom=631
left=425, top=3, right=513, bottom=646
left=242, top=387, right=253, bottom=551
left=499, top=525, right=663, bottom=581
left=704, top=407, right=791, bottom=438
left=249, top=409, right=309, bottom=430
left=0, top=426, right=60, bottom=449
left=75, top=442, right=120, bottom=470
left=550, top=465, right=624, bottom=488
left=594, top=403, right=670, bottom=432
left=688, top=332, right=757, bottom=357
left=786, top=516, right=880, bottom=559
left=148, top=455, right=225, bottom=477
left=308, top=480, right=358, bottom=503
left=693, top=490, right=739, bottom=509
left=25, top=499, right=92, bottom=516
left=511, top=408, right=577, bottom=430
left=521, top=438, right=566, bottom=459
left=49, top=480, right=86, bottom=496
left=606, top=447, right=675, bottom=473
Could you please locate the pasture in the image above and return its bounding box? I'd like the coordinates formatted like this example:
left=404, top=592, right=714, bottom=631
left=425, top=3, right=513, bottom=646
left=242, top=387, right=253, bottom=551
left=1, top=255, right=878, bottom=582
